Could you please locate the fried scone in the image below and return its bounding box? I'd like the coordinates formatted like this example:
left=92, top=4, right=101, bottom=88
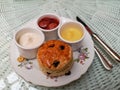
left=37, top=40, right=73, bottom=77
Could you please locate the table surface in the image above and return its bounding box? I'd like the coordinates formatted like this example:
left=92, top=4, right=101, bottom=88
left=0, top=0, right=120, bottom=90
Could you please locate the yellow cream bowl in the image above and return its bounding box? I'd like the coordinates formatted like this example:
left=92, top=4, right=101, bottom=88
left=58, top=21, right=86, bottom=50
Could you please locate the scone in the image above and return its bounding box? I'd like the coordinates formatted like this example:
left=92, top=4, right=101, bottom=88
left=37, top=40, right=73, bottom=77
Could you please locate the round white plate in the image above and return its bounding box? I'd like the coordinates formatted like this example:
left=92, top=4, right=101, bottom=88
left=9, top=17, right=94, bottom=87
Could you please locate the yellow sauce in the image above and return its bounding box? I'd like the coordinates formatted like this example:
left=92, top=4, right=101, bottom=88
left=60, top=25, right=83, bottom=42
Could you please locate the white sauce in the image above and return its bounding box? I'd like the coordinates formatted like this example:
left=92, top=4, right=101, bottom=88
left=18, top=32, right=41, bottom=48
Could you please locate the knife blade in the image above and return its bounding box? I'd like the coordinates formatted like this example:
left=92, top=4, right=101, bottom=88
left=76, top=16, right=120, bottom=62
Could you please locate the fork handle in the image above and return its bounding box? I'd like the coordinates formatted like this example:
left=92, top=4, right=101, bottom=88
left=92, top=33, right=120, bottom=62
left=94, top=46, right=113, bottom=70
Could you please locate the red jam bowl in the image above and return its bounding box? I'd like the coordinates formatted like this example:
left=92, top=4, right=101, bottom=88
left=37, top=13, right=61, bottom=40
left=37, top=13, right=61, bottom=31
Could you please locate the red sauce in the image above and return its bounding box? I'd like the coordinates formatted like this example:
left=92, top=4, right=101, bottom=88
left=38, top=17, right=59, bottom=30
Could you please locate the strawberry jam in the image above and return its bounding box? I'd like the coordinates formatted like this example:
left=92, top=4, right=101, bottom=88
left=38, top=17, right=59, bottom=30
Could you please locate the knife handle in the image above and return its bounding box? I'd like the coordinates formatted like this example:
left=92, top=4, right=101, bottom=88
left=92, top=33, right=120, bottom=62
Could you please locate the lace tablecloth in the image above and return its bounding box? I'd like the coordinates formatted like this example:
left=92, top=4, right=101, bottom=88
left=0, top=0, right=120, bottom=90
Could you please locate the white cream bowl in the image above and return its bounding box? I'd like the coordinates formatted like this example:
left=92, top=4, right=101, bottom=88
left=14, top=28, right=45, bottom=59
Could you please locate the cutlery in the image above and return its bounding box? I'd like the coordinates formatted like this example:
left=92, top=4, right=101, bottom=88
left=76, top=16, right=120, bottom=63
left=94, top=46, right=113, bottom=70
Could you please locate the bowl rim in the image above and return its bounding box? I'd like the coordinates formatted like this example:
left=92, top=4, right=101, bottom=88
left=14, top=27, right=45, bottom=50
left=58, top=21, right=86, bottom=44
left=37, top=13, right=62, bottom=32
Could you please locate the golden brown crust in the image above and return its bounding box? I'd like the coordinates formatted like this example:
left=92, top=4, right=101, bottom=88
left=37, top=40, right=73, bottom=76
left=37, top=40, right=72, bottom=69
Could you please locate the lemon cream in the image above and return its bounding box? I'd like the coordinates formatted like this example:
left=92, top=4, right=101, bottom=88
left=18, top=32, right=41, bottom=48
left=60, top=23, right=83, bottom=42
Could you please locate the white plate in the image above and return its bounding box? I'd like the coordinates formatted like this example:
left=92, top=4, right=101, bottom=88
left=9, top=17, right=94, bottom=87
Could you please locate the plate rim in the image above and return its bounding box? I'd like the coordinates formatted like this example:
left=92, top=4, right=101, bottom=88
left=9, top=17, right=95, bottom=87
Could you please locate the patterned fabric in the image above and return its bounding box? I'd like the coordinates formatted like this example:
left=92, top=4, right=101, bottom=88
left=0, top=0, right=120, bottom=90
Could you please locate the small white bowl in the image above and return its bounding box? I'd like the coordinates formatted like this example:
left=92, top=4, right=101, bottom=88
left=14, top=28, right=45, bottom=59
left=58, top=21, right=86, bottom=50
left=37, top=13, right=61, bottom=41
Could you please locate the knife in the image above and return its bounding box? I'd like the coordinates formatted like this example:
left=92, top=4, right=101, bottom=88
left=76, top=16, right=120, bottom=62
